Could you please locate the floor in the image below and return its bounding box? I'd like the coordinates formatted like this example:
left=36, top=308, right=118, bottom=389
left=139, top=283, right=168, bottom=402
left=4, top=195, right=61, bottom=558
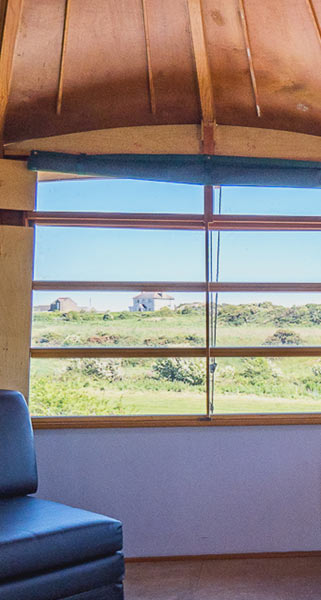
left=125, top=556, right=321, bottom=599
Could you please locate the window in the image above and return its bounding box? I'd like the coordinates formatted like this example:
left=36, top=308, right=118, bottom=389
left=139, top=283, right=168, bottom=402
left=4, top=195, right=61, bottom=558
left=28, top=180, right=321, bottom=424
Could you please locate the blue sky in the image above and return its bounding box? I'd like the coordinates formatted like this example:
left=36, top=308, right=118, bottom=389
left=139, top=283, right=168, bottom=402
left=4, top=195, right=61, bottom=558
left=33, top=180, right=321, bottom=311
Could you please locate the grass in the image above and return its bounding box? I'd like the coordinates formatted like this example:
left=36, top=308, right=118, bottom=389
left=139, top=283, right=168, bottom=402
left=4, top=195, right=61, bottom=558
left=29, top=308, right=321, bottom=416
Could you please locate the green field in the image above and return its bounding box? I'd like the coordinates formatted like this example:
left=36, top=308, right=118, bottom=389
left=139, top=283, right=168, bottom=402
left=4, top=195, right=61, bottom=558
left=29, top=303, right=321, bottom=416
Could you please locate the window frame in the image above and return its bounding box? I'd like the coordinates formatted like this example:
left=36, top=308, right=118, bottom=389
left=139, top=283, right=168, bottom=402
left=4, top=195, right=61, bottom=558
left=28, top=183, right=321, bottom=428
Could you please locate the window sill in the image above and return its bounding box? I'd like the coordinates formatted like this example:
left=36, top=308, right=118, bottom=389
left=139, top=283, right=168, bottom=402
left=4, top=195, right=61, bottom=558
left=31, top=413, right=321, bottom=429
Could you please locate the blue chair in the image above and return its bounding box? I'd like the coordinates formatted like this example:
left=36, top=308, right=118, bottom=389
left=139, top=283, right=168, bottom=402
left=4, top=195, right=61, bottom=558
left=0, top=390, right=124, bottom=600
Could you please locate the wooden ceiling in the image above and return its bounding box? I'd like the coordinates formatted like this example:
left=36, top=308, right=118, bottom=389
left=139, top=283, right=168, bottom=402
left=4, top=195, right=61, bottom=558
left=2, top=0, right=321, bottom=156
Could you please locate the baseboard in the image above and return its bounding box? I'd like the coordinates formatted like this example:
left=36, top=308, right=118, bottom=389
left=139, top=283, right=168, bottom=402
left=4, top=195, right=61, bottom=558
left=125, top=550, right=321, bottom=563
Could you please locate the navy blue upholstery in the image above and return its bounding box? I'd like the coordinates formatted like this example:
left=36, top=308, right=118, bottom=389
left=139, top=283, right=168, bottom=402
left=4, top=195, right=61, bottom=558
left=0, top=390, right=37, bottom=497
left=0, top=496, right=123, bottom=581
left=0, top=556, right=124, bottom=600
left=0, top=390, right=124, bottom=600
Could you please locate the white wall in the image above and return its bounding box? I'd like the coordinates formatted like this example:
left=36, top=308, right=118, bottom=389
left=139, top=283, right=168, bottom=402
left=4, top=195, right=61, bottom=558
left=34, top=426, right=321, bottom=557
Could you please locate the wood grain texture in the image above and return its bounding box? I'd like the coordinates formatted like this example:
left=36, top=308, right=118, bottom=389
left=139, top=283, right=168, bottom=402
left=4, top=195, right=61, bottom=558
left=30, top=346, right=321, bottom=359
left=0, top=0, right=24, bottom=149
left=56, top=0, right=71, bottom=115
left=4, top=124, right=201, bottom=156
left=5, top=123, right=321, bottom=162
left=31, top=413, right=321, bottom=429
left=0, top=159, right=36, bottom=209
left=124, top=556, right=321, bottom=599
left=5, top=0, right=321, bottom=141
left=188, top=0, right=215, bottom=125
left=0, top=225, right=33, bottom=399
left=32, top=281, right=321, bottom=293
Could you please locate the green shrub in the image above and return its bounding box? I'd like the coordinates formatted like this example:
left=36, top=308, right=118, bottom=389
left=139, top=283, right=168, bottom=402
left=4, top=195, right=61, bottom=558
left=264, top=329, right=304, bottom=346
left=153, top=358, right=205, bottom=386
left=67, top=358, right=122, bottom=381
left=103, top=311, right=113, bottom=321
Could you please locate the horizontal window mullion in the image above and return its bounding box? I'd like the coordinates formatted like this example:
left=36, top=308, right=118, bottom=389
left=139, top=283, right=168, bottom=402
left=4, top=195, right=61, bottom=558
left=30, top=346, right=321, bottom=359
left=28, top=212, right=321, bottom=231
left=209, top=215, right=321, bottom=231
left=210, top=346, right=321, bottom=357
left=30, top=347, right=207, bottom=359
left=209, top=282, right=321, bottom=292
left=32, top=281, right=321, bottom=292
left=27, top=211, right=205, bottom=230
left=32, top=281, right=207, bottom=292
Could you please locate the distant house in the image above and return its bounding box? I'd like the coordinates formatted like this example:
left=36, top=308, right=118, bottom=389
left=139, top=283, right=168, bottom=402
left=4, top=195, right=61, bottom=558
left=129, top=292, right=175, bottom=312
left=50, top=297, right=80, bottom=312
left=33, top=304, right=51, bottom=312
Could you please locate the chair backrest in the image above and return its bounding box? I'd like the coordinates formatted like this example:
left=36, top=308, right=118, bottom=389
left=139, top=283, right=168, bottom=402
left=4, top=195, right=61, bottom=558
left=0, top=390, right=38, bottom=497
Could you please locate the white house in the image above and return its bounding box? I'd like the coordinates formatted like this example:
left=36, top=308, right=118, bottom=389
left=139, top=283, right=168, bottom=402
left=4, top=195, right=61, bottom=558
left=129, top=292, right=175, bottom=312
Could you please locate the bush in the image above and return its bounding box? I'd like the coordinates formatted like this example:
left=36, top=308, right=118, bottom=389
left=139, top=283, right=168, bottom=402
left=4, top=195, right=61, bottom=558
left=67, top=358, right=122, bottom=381
left=103, top=311, right=113, bottom=321
left=158, top=306, right=174, bottom=316
left=264, top=329, right=304, bottom=346
left=153, top=358, right=205, bottom=386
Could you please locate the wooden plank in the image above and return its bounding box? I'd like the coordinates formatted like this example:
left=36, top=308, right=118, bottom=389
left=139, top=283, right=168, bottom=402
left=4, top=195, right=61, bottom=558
left=5, top=123, right=321, bottom=162
left=32, top=413, right=321, bottom=429
left=31, top=281, right=321, bottom=293
left=238, top=0, right=260, bottom=117
left=0, top=208, right=25, bottom=225
left=0, top=0, right=8, bottom=51
left=4, top=125, right=201, bottom=156
left=0, top=225, right=33, bottom=399
left=306, top=0, right=321, bottom=48
left=141, top=0, right=156, bottom=114
left=209, top=347, right=321, bottom=357
left=0, top=0, right=24, bottom=150
left=215, top=125, right=321, bottom=160
left=188, top=0, right=215, bottom=126
left=56, top=0, right=71, bottom=115
left=30, top=346, right=321, bottom=359
left=32, top=281, right=207, bottom=292
left=208, top=282, right=321, bottom=292
left=0, top=159, right=36, bottom=209
left=209, top=215, right=321, bottom=231
left=27, top=211, right=204, bottom=230
left=29, top=212, right=321, bottom=232
left=30, top=347, right=207, bottom=359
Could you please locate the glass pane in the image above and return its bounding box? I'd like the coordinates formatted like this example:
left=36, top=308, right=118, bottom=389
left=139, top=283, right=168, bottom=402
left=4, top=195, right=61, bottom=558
left=29, top=358, right=206, bottom=416
left=217, top=186, right=321, bottom=216
left=211, top=292, right=321, bottom=347
left=36, top=179, right=204, bottom=214
left=34, top=227, right=205, bottom=281
left=214, top=231, right=321, bottom=282
left=212, top=357, right=321, bottom=414
left=32, top=292, right=205, bottom=347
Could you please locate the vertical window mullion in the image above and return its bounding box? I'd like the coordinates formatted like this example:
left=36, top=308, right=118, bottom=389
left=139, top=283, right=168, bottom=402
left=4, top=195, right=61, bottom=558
left=204, top=186, right=213, bottom=418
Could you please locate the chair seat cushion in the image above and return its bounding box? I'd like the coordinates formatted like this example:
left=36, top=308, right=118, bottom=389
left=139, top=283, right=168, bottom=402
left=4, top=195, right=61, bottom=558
left=0, top=554, right=124, bottom=600
left=0, top=496, right=123, bottom=581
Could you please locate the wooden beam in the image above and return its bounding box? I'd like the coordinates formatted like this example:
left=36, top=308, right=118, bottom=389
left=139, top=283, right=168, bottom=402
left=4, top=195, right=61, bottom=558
left=209, top=215, right=321, bottom=231
left=32, top=281, right=321, bottom=293
left=31, top=413, right=321, bottom=429
left=188, top=0, right=215, bottom=153
left=0, top=225, right=33, bottom=399
left=30, top=347, right=206, bottom=359
left=0, top=159, right=36, bottom=210
left=141, top=0, right=156, bottom=115
left=5, top=124, right=321, bottom=163
left=306, top=0, right=321, bottom=48
left=56, top=0, right=71, bottom=116
left=30, top=346, right=321, bottom=359
left=238, top=0, right=261, bottom=118
left=32, top=281, right=206, bottom=292
left=27, top=211, right=204, bottom=230
left=0, top=0, right=24, bottom=153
